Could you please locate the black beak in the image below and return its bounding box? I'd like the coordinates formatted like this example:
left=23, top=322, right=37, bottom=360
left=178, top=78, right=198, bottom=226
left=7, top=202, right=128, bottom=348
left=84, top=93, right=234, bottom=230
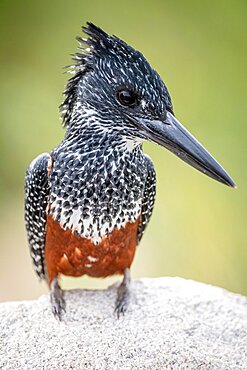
left=137, top=111, right=236, bottom=187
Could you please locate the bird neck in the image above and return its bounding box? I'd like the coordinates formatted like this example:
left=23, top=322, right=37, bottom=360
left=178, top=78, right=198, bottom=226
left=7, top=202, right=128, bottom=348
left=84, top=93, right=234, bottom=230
left=64, top=112, right=143, bottom=155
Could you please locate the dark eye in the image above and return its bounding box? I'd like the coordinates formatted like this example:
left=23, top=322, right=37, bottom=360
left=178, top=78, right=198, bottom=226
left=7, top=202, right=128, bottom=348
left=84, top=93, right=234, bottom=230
left=117, top=88, right=139, bottom=107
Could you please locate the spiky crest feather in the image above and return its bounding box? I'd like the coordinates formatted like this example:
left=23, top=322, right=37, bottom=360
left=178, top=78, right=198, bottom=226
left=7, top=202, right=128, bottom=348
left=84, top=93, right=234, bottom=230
left=60, top=22, right=136, bottom=127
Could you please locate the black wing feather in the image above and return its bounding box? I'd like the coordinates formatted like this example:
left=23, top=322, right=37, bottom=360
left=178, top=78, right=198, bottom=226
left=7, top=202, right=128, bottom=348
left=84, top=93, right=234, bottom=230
left=24, top=153, right=51, bottom=280
left=138, top=155, right=156, bottom=242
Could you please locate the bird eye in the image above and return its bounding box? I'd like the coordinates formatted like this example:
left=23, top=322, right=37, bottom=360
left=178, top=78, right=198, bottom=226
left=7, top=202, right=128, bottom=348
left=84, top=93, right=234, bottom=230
left=116, top=88, right=138, bottom=108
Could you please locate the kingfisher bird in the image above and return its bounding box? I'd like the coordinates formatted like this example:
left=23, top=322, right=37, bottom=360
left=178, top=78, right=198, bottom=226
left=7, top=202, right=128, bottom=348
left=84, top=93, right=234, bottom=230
left=24, top=22, right=235, bottom=320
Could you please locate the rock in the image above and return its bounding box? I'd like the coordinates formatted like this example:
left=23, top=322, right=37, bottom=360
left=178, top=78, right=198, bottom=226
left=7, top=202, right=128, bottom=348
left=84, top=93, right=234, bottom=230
left=0, top=277, right=247, bottom=370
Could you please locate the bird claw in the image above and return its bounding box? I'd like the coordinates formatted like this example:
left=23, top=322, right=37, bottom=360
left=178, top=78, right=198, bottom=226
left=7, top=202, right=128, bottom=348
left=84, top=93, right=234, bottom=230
left=115, top=292, right=130, bottom=318
left=114, top=268, right=131, bottom=318
left=51, top=295, right=66, bottom=321
left=50, top=277, right=66, bottom=321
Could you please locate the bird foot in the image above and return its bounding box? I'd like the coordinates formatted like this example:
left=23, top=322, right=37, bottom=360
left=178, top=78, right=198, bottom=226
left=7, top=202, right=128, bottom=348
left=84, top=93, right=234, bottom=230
left=50, top=277, right=65, bottom=321
left=115, top=268, right=131, bottom=318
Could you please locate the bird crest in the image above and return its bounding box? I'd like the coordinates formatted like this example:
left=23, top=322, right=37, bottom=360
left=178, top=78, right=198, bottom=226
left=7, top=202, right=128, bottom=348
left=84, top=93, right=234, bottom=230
left=60, top=22, right=147, bottom=127
left=73, top=22, right=137, bottom=71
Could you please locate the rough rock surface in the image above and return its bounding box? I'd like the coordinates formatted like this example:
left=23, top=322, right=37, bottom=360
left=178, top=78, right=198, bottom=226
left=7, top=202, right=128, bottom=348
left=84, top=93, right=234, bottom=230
left=0, top=277, right=247, bottom=370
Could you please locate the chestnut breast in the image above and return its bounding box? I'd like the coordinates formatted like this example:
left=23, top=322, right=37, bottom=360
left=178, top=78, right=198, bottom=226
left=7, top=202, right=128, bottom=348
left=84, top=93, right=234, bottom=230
left=45, top=215, right=139, bottom=282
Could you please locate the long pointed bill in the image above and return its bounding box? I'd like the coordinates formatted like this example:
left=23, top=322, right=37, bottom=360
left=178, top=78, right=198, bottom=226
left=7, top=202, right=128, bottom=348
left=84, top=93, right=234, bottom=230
left=138, top=112, right=235, bottom=187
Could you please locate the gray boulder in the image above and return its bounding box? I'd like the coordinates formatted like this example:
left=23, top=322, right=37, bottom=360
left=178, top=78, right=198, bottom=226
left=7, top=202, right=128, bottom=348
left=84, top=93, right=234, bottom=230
left=1, top=277, right=247, bottom=370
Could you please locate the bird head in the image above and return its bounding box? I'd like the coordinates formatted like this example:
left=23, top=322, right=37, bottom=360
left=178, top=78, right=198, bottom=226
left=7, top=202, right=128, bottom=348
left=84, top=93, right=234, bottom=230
left=61, top=22, right=235, bottom=188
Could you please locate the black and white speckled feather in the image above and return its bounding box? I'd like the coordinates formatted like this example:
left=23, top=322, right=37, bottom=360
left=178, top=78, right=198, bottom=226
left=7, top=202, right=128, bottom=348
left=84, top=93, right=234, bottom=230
left=49, top=129, right=149, bottom=244
left=24, top=153, right=51, bottom=279
left=138, top=155, right=156, bottom=242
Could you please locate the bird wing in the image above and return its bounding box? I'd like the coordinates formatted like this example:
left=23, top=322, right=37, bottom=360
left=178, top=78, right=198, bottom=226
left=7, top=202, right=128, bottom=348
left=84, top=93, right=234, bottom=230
left=137, top=155, right=156, bottom=243
left=24, top=153, right=52, bottom=280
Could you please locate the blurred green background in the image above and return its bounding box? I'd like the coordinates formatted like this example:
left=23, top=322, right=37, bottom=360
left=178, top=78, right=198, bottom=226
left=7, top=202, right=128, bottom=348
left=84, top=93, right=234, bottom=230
left=0, top=0, right=246, bottom=302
